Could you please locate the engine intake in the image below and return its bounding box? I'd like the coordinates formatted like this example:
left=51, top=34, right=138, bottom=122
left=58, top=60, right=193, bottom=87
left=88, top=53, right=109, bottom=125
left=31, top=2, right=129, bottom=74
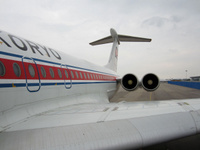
left=142, top=73, right=159, bottom=91
left=121, top=74, right=138, bottom=91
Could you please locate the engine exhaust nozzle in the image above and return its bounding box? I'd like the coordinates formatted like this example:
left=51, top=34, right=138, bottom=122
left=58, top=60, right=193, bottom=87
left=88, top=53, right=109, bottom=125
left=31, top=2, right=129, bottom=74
left=142, top=73, right=160, bottom=91
left=121, top=74, right=138, bottom=91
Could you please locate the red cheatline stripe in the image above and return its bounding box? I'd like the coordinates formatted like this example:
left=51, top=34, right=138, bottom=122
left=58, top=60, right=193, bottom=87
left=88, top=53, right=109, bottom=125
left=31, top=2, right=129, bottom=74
left=0, top=58, right=116, bottom=81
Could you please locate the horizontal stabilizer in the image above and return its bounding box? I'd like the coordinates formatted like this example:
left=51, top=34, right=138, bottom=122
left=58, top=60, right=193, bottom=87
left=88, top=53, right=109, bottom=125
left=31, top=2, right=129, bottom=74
left=118, top=35, right=151, bottom=42
left=89, top=36, right=113, bottom=46
left=90, top=28, right=151, bottom=72
left=90, top=34, right=151, bottom=46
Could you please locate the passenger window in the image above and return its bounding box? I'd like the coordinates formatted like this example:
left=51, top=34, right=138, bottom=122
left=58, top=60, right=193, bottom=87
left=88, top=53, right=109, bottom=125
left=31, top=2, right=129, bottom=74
left=13, top=63, right=21, bottom=77
left=75, top=71, right=79, bottom=78
left=87, top=73, right=90, bottom=79
left=84, top=73, right=87, bottom=79
left=65, top=70, right=68, bottom=78
left=71, top=71, right=74, bottom=78
left=49, top=68, right=54, bottom=78
left=28, top=64, right=35, bottom=77
left=96, top=75, right=98, bottom=79
left=58, top=69, right=62, bottom=78
left=90, top=74, right=93, bottom=79
left=0, top=61, right=5, bottom=76
left=41, top=66, right=46, bottom=78
left=80, top=72, right=83, bottom=79
left=93, top=74, right=95, bottom=79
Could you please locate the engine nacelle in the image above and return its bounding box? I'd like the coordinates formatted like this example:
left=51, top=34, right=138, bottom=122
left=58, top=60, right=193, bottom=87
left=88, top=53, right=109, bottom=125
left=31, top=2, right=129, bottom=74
left=141, top=73, right=160, bottom=91
left=121, top=74, right=139, bottom=91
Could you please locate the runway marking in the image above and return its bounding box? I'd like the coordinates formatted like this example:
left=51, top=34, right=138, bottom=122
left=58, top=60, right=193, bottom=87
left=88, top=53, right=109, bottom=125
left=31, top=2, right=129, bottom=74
left=149, top=92, right=152, bottom=101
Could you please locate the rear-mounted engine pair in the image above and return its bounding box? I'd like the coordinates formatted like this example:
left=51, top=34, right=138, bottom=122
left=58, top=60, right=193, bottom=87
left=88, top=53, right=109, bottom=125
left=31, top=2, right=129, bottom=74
left=121, top=73, right=159, bottom=92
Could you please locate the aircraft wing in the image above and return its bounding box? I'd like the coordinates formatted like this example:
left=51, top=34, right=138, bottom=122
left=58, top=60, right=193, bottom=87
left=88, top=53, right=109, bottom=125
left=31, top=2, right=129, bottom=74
left=1, top=98, right=200, bottom=150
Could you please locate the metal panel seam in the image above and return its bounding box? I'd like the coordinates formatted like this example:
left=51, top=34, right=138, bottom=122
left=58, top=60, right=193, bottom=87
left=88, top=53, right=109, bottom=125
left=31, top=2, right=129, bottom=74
left=127, top=119, right=144, bottom=147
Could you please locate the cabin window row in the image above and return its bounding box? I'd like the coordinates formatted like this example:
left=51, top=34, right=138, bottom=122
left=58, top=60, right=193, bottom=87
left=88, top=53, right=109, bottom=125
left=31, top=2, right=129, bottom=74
left=70, top=70, right=113, bottom=80
left=0, top=61, right=113, bottom=80
left=0, top=61, right=67, bottom=79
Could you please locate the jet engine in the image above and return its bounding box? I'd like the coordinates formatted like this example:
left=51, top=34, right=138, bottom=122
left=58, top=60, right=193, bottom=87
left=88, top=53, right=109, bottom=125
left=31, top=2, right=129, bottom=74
left=121, top=73, right=160, bottom=92
left=141, top=73, right=160, bottom=91
left=121, top=74, right=139, bottom=91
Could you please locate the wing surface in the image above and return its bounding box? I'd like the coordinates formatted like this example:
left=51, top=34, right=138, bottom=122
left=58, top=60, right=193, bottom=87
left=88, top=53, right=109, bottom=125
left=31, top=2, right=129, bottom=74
left=1, top=99, right=200, bottom=150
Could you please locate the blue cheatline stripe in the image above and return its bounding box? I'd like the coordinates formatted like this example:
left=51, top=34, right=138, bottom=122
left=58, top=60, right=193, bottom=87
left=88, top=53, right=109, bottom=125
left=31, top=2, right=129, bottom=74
left=0, top=83, right=26, bottom=87
left=0, top=51, right=116, bottom=76
left=0, top=81, right=116, bottom=88
left=66, top=64, right=115, bottom=76
left=72, top=81, right=116, bottom=85
left=0, top=51, right=22, bottom=58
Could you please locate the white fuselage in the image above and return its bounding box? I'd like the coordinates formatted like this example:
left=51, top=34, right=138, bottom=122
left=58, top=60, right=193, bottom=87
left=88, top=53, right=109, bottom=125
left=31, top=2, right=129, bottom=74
left=0, top=31, right=118, bottom=113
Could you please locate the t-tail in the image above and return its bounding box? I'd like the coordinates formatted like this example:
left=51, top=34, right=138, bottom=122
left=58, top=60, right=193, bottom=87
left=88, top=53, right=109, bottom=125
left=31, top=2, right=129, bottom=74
left=89, top=28, right=151, bottom=72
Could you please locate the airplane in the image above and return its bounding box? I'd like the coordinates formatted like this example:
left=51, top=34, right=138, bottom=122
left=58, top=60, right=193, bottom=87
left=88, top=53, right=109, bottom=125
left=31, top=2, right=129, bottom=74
left=0, top=28, right=200, bottom=150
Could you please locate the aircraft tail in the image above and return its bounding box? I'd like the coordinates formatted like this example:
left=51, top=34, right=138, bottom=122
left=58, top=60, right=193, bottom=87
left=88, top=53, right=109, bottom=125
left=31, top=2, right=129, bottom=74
left=89, top=28, right=151, bottom=72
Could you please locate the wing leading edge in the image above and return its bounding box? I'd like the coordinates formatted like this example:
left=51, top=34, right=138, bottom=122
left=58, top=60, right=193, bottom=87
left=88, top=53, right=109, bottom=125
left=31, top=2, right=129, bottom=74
left=1, top=99, right=200, bottom=150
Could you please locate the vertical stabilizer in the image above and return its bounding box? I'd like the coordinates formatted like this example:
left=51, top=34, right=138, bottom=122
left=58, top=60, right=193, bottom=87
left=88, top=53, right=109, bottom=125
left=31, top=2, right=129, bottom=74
left=105, top=29, right=119, bottom=72
left=89, top=28, right=151, bottom=72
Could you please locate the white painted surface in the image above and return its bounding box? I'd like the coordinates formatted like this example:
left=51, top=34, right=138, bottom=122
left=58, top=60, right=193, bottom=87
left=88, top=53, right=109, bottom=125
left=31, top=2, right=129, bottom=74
left=1, top=30, right=200, bottom=150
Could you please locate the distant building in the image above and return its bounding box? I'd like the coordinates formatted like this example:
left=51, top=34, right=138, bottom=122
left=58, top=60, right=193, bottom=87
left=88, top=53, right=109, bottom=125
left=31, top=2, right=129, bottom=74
left=190, top=76, right=200, bottom=81
left=182, top=78, right=191, bottom=81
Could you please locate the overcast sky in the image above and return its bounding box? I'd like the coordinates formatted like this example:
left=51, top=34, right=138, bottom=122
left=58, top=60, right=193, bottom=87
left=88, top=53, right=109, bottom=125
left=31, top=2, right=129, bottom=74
left=0, top=0, right=200, bottom=80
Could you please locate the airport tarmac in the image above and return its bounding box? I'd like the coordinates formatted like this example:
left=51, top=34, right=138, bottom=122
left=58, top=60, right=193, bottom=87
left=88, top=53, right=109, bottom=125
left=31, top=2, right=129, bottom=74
left=111, top=83, right=200, bottom=150
left=110, top=82, right=200, bottom=102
